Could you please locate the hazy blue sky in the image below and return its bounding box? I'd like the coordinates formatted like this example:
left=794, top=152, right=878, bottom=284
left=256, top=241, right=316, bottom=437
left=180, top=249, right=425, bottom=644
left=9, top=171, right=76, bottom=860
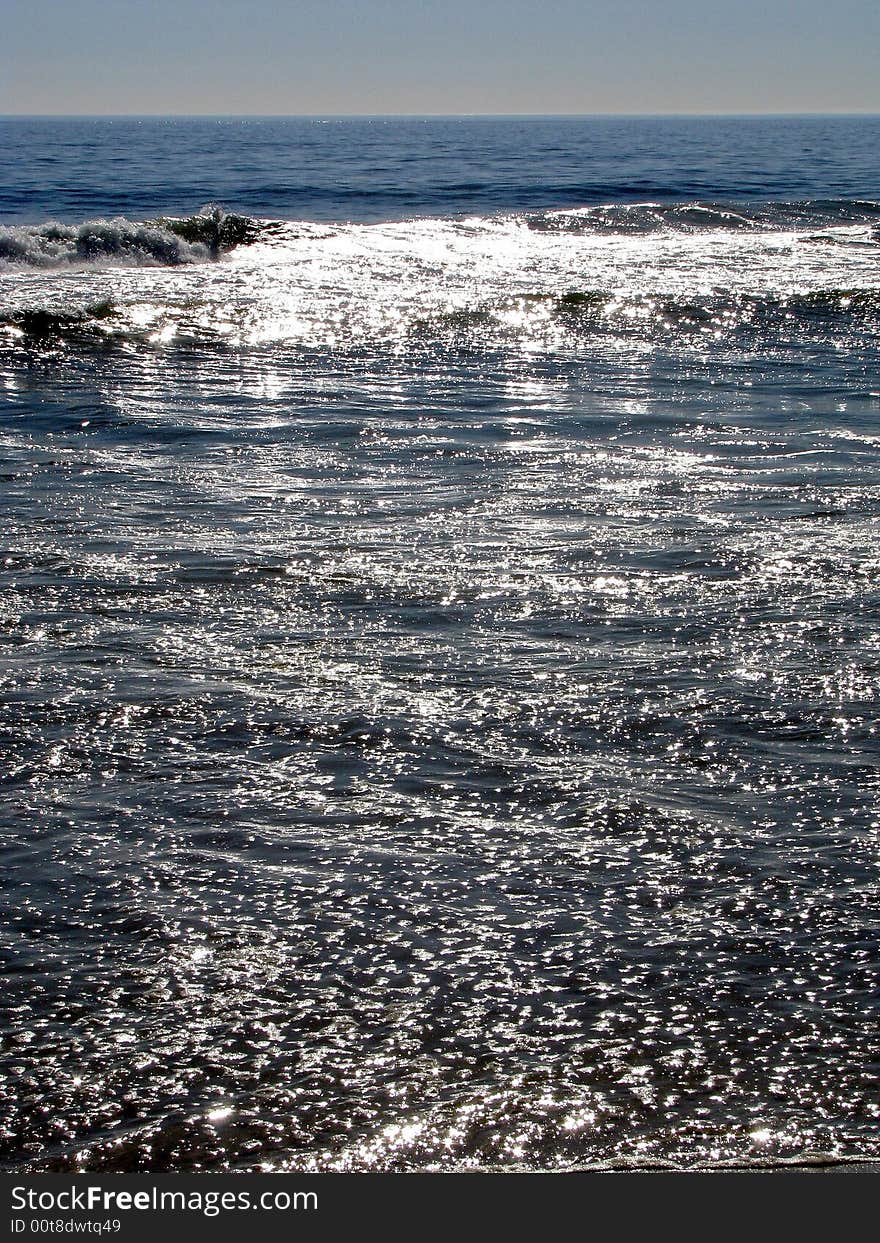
left=3, top=0, right=879, bottom=115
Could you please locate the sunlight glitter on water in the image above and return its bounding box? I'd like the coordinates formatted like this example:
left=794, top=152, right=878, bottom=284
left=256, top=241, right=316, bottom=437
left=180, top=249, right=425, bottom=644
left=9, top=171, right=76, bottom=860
left=2, top=185, right=880, bottom=1170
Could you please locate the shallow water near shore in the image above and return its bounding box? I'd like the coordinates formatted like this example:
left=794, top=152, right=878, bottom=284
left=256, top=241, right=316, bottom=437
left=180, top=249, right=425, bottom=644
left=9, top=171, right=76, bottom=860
left=1, top=115, right=879, bottom=1171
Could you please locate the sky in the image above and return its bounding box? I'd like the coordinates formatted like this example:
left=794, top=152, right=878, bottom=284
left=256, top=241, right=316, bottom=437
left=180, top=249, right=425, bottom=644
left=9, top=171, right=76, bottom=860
left=3, top=0, right=879, bottom=116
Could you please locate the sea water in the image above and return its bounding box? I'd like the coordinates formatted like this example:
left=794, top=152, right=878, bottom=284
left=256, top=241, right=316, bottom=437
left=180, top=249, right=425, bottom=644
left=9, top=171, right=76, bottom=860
left=1, top=115, right=879, bottom=1170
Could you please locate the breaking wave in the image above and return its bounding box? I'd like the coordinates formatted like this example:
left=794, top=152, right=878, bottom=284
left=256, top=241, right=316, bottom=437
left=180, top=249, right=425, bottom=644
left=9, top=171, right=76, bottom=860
left=1, top=199, right=877, bottom=357
left=526, top=198, right=880, bottom=234
left=0, top=207, right=261, bottom=269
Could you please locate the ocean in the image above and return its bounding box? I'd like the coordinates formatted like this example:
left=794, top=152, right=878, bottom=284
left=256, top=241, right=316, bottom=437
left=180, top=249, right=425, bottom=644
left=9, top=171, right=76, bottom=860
left=1, top=114, right=879, bottom=1172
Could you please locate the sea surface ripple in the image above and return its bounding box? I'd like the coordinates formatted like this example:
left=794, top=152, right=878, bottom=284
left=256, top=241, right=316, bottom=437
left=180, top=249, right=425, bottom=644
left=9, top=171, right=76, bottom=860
left=1, top=116, right=879, bottom=1171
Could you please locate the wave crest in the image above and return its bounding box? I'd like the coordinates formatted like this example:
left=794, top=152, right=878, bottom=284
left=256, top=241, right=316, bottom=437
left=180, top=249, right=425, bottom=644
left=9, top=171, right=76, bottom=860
left=0, top=207, right=260, bottom=270
left=526, top=199, right=880, bottom=235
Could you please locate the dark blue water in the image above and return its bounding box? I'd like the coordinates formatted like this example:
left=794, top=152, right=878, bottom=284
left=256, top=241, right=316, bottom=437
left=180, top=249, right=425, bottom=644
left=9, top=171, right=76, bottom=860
left=2, top=114, right=880, bottom=222
left=1, top=117, right=879, bottom=1173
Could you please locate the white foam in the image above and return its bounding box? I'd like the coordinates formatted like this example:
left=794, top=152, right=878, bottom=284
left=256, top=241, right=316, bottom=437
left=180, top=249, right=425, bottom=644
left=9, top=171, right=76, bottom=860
left=0, top=217, right=213, bottom=270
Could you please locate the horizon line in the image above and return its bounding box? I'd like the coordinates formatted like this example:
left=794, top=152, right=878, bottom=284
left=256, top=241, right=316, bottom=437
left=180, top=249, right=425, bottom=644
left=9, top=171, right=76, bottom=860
left=2, top=110, right=880, bottom=120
